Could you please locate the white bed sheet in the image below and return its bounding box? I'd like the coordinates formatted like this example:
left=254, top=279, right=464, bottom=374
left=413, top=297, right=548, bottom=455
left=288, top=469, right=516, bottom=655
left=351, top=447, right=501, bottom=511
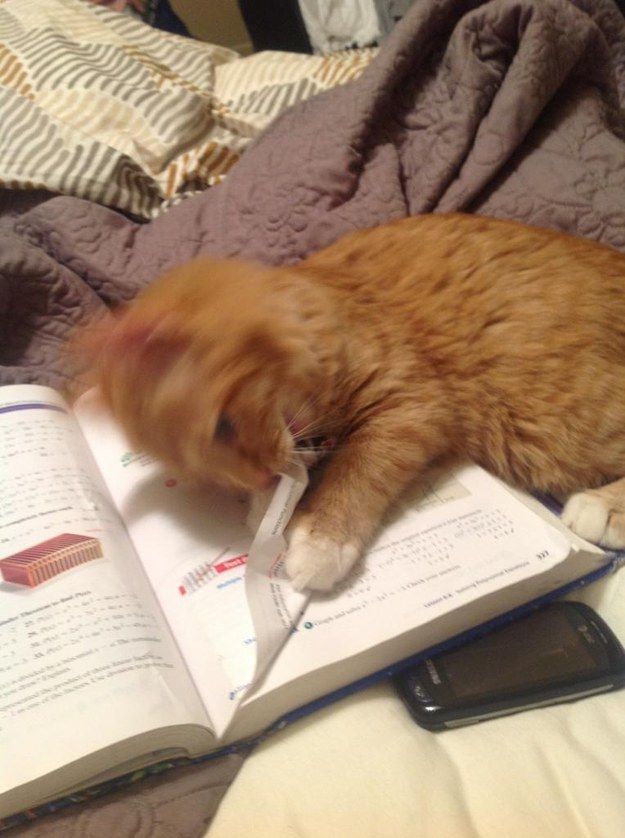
left=208, top=567, right=625, bottom=838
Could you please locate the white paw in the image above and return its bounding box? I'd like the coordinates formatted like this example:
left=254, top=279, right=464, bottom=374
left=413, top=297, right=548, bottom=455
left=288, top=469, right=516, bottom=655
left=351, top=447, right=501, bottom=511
left=561, top=491, right=625, bottom=549
left=285, top=521, right=361, bottom=592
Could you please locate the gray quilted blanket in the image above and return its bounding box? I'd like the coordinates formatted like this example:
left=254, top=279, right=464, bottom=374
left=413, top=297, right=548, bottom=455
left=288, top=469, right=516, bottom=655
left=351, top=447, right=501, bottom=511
left=3, top=0, right=625, bottom=834
left=2, top=0, right=625, bottom=390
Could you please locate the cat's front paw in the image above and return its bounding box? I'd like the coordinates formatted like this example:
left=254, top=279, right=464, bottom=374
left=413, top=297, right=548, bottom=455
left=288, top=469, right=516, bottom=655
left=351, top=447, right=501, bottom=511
left=561, top=490, right=625, bottom=549
left=285, top=518, right=361, bottom=592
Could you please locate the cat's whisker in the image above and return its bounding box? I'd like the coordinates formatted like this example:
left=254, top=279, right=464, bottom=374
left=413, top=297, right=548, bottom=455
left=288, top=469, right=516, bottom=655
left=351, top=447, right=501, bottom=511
left=287, top=393, right=336, bottom=441
left=291, top=417, right=328, bottom=442
left=288, top=407, right=320, bottom=433
left=286, top=399, right=313, bottom=431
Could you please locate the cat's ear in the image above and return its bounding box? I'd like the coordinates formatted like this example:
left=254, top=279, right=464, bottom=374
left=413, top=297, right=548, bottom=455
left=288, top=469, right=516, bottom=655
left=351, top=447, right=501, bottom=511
left=67, top=304, right=147, bottom=366
left=69, top=306, right=190, bottom=395
left=117, top=305, right=202, bottom=369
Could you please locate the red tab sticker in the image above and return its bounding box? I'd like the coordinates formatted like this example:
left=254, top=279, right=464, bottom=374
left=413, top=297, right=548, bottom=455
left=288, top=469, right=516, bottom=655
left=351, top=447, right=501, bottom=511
left=214, top=554, right=248, bottom=574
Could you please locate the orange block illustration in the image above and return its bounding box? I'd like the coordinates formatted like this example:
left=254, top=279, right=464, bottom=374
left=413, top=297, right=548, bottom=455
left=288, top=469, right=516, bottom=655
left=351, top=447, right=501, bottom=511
left=0, top=534, right=103, bottom=588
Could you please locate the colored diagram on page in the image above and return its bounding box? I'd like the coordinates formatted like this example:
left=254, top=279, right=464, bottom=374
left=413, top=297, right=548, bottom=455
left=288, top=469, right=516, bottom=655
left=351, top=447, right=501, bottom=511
left=177, top=552, right=248, bottom=597
left=0, top=533, right=104, bottom=589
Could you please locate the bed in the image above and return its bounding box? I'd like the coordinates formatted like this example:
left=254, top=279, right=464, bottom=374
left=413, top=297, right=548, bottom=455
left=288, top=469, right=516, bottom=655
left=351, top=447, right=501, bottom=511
left=208, top=572, right=625, bottom=838
left=2, top=0, right=625, bottom=835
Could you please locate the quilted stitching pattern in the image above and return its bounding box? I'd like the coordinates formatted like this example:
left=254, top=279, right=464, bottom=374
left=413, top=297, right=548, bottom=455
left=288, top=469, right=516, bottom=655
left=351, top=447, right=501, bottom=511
left=2, top=0, right=625, bottom=388
left=2, top=1, right=625, bottom=834
left=3, top=0, right=623, bottom=388
left=6, top=753, right=245, bottom=837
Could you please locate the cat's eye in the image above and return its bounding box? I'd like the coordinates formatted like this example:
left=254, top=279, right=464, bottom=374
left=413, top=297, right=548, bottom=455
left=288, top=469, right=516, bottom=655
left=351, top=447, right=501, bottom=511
left=215, top=416, right=236, bottom=443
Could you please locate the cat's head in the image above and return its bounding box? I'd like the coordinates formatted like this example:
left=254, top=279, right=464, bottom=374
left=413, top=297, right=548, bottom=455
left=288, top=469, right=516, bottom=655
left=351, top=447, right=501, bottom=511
left=83, top=258, right=324, bottom=491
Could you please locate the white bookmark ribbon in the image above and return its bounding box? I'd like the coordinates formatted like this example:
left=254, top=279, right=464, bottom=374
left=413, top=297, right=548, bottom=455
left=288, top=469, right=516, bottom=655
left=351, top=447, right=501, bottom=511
left=220, top=461, right=310, bottom=734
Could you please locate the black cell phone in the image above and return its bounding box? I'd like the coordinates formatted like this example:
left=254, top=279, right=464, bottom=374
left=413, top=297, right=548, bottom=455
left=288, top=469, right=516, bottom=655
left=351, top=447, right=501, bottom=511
left=394, top=601, right=625, bottom=731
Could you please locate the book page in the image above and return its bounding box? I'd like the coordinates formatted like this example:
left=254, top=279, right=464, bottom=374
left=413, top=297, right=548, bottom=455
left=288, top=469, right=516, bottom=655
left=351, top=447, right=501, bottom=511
left=74, top=393, right=308, bottom=736
left=244, top=464, right=580, bottom=700
left=73, top=393, right=587, bottom=735
left=0, top=386, right=210, bottom=797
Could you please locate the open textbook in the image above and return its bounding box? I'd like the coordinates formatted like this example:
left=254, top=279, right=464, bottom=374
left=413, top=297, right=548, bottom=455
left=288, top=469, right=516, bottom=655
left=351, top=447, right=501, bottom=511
left=0, top=384, right=617, bottom=820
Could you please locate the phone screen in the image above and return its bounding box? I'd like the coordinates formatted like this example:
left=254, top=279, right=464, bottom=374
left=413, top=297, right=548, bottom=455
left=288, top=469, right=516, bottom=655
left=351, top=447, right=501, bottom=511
left=438, top=607, right=608, bottom=701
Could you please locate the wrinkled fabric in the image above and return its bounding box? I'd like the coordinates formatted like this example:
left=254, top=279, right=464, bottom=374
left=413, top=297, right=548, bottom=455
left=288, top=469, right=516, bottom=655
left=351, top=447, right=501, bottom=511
left=2, top=0, right=625, bottom=389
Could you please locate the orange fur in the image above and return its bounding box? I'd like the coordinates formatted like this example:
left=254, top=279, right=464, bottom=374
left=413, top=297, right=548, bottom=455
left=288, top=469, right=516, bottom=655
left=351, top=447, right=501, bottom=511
left=80, top=213, right=625, bottom=588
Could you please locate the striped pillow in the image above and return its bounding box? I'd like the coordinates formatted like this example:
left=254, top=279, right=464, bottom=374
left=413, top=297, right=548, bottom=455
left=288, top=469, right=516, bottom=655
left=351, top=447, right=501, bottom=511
left=0, top=0, right=375, bottom=218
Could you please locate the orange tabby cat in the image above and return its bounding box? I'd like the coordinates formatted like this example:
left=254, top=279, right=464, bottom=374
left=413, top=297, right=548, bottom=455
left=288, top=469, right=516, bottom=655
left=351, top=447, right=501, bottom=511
left=83, top=213, right=625, bottom=590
